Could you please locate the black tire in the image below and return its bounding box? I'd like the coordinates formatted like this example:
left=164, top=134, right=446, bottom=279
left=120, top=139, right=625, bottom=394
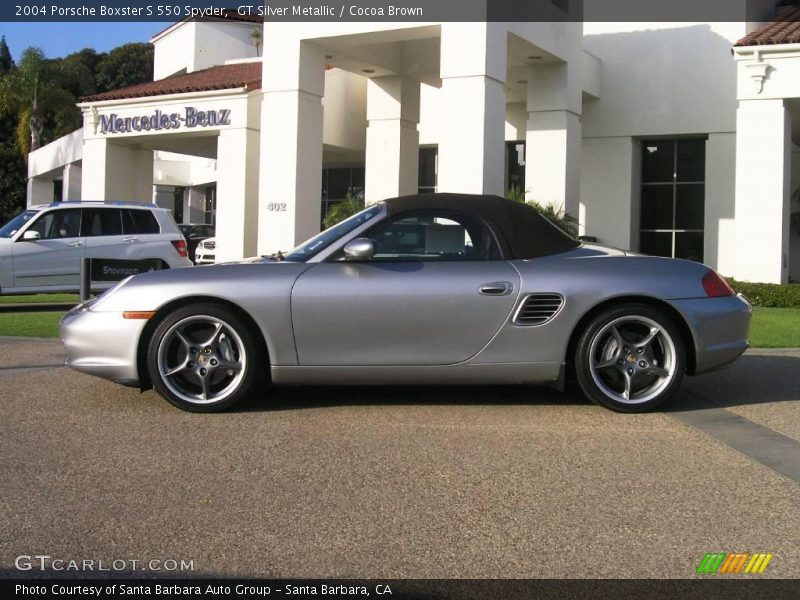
left=574, top=303, right=686, bottom=413
left=147, top=302, right=263, bottom=412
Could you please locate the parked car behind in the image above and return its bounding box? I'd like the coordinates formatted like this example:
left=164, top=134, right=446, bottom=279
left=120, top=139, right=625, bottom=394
left=0, top=201, right=192, bottom=295
left=178, top=224, right=215, bottom=263
left=194, top=237, right=216, bottom=265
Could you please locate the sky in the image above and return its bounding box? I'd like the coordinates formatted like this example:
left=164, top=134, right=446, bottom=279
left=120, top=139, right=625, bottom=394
left=0, top=22, right=171, bottom=60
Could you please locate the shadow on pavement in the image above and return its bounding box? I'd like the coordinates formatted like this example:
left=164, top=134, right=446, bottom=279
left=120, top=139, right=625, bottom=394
left=672, top=353, right=800, bottom=412
left=237, top=383, right=592, bottom=413
left=233, top=353, right=799, bottom=414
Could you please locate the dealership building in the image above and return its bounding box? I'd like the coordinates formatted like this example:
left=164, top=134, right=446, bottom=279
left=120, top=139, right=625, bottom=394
left=25, top=6, right=800, bottom=283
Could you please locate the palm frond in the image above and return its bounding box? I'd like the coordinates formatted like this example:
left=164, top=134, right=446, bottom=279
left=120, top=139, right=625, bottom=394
left=322, top=192, right=365, bottom=229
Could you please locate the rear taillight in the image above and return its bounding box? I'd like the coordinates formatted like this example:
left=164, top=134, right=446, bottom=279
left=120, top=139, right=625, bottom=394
left=171, top=239, right=188, bottom=258
left=702, top=270, right=735, bottom=298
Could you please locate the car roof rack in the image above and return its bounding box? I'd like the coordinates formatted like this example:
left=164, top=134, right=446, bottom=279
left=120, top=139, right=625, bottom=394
left=48, top=200, right=159, bottom=208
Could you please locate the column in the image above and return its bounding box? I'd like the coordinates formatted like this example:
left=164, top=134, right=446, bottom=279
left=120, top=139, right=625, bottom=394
left=525, top=62, right=581, bottom=216
left=704, top=133, right=737, bottom=274
left=732, top=99, right=791, bottom=284
left=258, top=33, right=325, bottom=255
left=27, top=177, right=53, bottom=206
left=436, top=23, right=507, bottom=195
left=364, top=76, right=420, bottom=203
left=63, top=163, right=82, bottom=200
left=186, top=187, right=205, bottom=223
left=81, top=137, right=153, bottom=202
left=215, top=127, right=260, bottom=262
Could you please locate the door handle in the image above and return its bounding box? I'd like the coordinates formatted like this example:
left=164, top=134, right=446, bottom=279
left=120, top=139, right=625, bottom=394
left=478, top=282, right=513, bottom=296
left=122, top=236, right=138, bottom=243
left=69, top=241, right=83, bottom=247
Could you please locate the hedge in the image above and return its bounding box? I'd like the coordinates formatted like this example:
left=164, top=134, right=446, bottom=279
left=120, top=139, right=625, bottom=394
left=726, top=279, right=800, bottom=309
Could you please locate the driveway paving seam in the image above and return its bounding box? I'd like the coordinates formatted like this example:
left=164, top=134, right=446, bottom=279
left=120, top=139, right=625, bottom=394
left=670, top=391, right=800, bottom=485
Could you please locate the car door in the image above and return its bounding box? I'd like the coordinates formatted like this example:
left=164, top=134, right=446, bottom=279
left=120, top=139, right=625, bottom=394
left=121, top=208, right=164, bottom=260
left=12, top=208, right=85, bottom=290
left=291, top=209, right=520, bottom=366
left=83, top=208, right=135, bottom=262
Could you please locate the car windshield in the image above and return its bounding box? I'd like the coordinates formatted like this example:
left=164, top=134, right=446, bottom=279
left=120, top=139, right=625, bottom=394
left=283, top=205, right=383, bottom=262
left=0, top=210, right=38, bottom=238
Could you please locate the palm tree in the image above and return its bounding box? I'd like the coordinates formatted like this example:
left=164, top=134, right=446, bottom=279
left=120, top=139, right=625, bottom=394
left=0, top=47, right=91, bottom=156
left=251, top=27, right=263, bottom=57
left=322, top=192, right=365, bottom=229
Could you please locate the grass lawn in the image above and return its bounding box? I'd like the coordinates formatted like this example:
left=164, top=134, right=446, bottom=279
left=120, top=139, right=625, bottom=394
left=0, top=312, right=64, bottom=338
left=0, top=306, right=797, bottom=347
left=0, top=293, right=79, bottom=304
left=749, top=307, right=800, bottom=349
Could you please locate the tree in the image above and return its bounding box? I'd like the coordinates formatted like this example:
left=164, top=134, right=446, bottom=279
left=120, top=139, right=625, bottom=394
left=0, top=36, right=13, bottom=75
left=251, top=27, right=263, bottom=57
left=0, top=36, right=24, bottom=223
left=65, top=47, right=104, bottom=78
left=94, top=43, right=153, bottom=93
left=322, top=192, right=365, bottom=229
left=0, top=47, right=92, bottom=155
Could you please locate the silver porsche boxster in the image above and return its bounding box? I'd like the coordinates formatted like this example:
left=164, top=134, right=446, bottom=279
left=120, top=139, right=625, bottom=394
left=61, top=194, right=751, bottom=413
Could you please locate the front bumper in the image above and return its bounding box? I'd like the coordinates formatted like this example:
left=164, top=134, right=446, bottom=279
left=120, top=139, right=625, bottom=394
left=60, top=306, right=148, bottom=386
left=670, top=294, right=752, bottom=375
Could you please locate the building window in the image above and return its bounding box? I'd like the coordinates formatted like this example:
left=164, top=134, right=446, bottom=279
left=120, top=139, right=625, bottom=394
left=53, top=180, right=63, bottom=202
left=203, top=185, right=216, bottom=226
left=506, top=141, right=526, bottom=193
left=640, top=139, right=705, bottom=262
left=172, top=187, right=185, bottom=224
left=418, top=146, right=438, bottom=194
left=321, top=166, right=365, bottom=223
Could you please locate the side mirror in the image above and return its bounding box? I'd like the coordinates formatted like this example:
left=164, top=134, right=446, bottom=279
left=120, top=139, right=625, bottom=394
left=343, top=238, right=376, bottom=261
left=22, top=230, right=41, bottom=241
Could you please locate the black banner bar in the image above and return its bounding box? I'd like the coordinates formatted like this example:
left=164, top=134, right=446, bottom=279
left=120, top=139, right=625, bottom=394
left=2, top=579, right=800, bottom=600
left=2, top=0, right=798, bottom=23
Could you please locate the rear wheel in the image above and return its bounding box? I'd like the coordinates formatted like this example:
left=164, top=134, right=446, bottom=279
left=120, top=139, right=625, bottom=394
left=147, top=303, right=262, bottom=412
left=574, top=304, right=685, bottom=413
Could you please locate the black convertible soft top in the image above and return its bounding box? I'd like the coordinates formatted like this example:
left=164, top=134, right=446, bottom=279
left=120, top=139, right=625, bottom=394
left=384, top=193, right=580, bottom=259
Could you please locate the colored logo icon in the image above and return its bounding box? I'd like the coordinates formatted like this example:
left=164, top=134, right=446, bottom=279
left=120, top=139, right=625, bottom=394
left=696, top=552, right=774, bottom=574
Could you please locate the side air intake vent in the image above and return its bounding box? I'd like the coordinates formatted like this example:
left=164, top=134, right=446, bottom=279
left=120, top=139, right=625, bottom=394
left=514, top=294, right=564, bottom=326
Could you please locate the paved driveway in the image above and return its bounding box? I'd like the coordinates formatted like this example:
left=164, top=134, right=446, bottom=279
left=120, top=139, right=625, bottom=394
left=1, top=338, right=798, bottom=579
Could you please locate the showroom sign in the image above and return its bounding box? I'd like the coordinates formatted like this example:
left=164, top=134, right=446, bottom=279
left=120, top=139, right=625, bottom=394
left=98, top=107, right=232, bottom=134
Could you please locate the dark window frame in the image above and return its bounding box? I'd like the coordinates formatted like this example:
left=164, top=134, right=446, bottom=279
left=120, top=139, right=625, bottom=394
left=639, top=138, right=706, bottom=262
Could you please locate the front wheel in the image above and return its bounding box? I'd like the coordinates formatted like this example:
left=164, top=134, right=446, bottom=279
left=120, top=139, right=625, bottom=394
left=147, top=303, right=262, bottom=412
left=574, top=304, right=686, bottom=413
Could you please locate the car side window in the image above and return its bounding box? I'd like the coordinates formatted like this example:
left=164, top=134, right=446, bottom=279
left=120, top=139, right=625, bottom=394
left=367, top=210, right=502, bottom=261
left=122, top=209, right=160, bottom=235
left=28, top=209, right=82, bottom=239
left=83, top=208, right=123, bottom=237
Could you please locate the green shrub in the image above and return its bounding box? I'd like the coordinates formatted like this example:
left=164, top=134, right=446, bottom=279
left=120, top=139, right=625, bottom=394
left=726, top=279, right=800, bottom=309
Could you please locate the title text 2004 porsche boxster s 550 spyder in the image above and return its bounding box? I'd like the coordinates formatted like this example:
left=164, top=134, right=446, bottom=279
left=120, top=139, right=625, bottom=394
left=61, top=194, right=751, bottom=413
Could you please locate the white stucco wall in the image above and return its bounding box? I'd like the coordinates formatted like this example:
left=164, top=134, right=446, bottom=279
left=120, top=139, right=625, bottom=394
left=152, top=22, right=196, bottom=79
left=705, top=133, right=737, bottom=274
left=322, top=69, right=368, bottom=152
left=582, top=22, right=749, bottom=138
left=152, top=21, right=259, bottom=80
left=579, top=136, right=638, bottom=249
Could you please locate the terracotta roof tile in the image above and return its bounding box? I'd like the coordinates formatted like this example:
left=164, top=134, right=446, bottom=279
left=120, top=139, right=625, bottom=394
left=80, top=62, right=262, bottom=103
left=735, top=7, right=800, bottom=46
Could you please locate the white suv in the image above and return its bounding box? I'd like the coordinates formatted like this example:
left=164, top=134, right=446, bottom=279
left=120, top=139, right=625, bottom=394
left=0, top=201, right=193, bottom=295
